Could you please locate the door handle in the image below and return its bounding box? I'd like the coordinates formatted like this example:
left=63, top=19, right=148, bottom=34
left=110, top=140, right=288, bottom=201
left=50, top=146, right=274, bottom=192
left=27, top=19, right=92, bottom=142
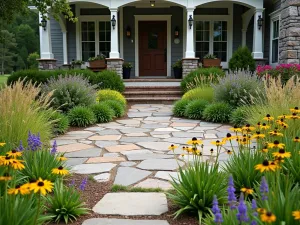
left=164, top=48, right=167, bottom=62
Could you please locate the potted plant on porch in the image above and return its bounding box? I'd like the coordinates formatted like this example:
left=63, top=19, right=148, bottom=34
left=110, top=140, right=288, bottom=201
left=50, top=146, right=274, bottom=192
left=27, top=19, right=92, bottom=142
left=172, top=59, right=182, bottom=79
left=88, top=54, right=106, bottom=68
left=123, top=62, right=133, bottom=79
left=202, top=54, right=221, bottom=68
left=71, top=60, right=84, bottom=69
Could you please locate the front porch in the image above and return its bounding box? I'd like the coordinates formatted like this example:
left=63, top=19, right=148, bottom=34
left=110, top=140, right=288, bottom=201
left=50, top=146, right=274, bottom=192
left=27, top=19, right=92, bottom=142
left=40, top=0, right=266, bottom=78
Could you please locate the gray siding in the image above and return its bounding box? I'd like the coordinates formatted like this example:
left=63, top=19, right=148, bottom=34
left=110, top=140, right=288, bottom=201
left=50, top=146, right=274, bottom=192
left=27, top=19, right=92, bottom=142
left=232, top=4, right=244, bottom=52
left=246, top=17, right=254, bottom=52
left=50, top=17, right=64, bottom=66
left=67, top=20, right=76, bottom=63
left=123, top=6, right=183, bottom=77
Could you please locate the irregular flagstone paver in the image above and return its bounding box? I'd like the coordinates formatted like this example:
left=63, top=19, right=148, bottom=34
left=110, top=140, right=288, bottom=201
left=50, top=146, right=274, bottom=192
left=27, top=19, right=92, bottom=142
left=152, top=112, right=173, bottom=116
left=200, top=122, right=223, bottom=127
left=204, top=133, right=218, bottom=139
left=71, top=163, right=116, bottom=174
left=97, top=129, right=121, bottom=135
left=66, top=131, right=94, bottom=135
left=103, top=153, right=120, bottom=157
left=137, top=159, right=184, bottom=171
left=126, top=153, right=174, bottom=161
left=79, top=140, right=93, bottom=145
left=119, top=137, right=159, bottom=143
left=170, top=122, right=197, bottom=127
left=175, top=127, right=194, bottom=131
left=124, top=133, right=148, bottom=137
left=82, top=218, right=170, bottom=225
left=172, top=132, right=204, bottom=138
left=154, top=128, right=179, bottom=132
left=66, top=158, right=88, bottom=167
left=141, top=123, right=169, bottom=129
left=50, top=139, right=77, bottom=146
left=163, top=137, right=191, bottom=145
left=65, top=148, right=102, bottom=158
left=114, top=167, right=151, bottom=186
left=119, top=161, right=137, bottom=167
left=155, top=171, right=179, bottom=181
left=86, top=157, right=125, bottom=163
left=105, top=144, right=141, bottom=153
left=119, top=128, right=151, bottom=133
left=95, top=141, right=118, bottom=148
left=136, top=142, right=175, bottom=151
left=152, top=134, right=171, bottom=138
left=93, top=173, right=110, bottom=182
left=121, top=149, right=154, bottom=155
left=93, top=193, right=168, bottom=215
left=134, top=178, right=173, bottom=190
left=88, top=135, right=122, bottom=141
left=57, top=143, right=94, bottom=153
left=127, top=112, right=152, bottom=117
left=84, top=127, right=105, bottom=132
left=145, top=116, right=171, bottom=121
left=116, top=119, right=141, bottom=125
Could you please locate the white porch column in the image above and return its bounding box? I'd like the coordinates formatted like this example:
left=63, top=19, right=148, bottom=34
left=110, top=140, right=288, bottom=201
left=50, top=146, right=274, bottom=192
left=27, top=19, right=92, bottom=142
left=39, top=13, right=54, bottom=59
left=109, top=8, right=120, bottom=58
left=252, top=9, right=264, bottom=59
left=62, top=31, right=68, bottom=64
left=242, top=29, right=247, bottom=47
left=185, top=8, right=195, bottom=58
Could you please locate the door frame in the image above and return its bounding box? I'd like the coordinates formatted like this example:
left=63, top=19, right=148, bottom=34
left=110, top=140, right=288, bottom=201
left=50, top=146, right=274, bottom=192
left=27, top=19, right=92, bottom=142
left=134, top=15, right=172, bottom=77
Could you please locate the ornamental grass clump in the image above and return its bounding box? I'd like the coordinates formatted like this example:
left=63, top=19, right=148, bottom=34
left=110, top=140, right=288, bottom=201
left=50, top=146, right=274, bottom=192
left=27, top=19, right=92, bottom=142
left=172, top=99, right=190, bottom=117
left=49, top=111, right=69, bottom=135
left=68, top=106, right=96, bottom=127
left=102, top=100, right=126, bottom=118
left=184, top=99, right=210, bottom=119
left=203, top=102, right=232, bottom=123
left=230, top=106, right=248, bottom=127
left=90, top=103, right=114, bottom=123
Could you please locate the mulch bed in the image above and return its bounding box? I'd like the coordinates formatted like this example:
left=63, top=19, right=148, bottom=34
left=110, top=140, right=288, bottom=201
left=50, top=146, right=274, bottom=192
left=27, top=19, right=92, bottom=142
left=49, top=174, right=198, bottom=225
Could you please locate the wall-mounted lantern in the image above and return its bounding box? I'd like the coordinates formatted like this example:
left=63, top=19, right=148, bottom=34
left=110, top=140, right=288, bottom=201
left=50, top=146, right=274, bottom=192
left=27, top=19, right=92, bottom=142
left=188, top=15, right=194, bottom=29
left=257, top=15, right=264, bottom=30
left=41, top=18, right=47, bottom=31
left=126, top=26, right=131, bottom=38
left=150, top=1, right=155, bottom=7
left=111, top=15, right=116, bottom=29
left=174, top=26, right=179, bottom=38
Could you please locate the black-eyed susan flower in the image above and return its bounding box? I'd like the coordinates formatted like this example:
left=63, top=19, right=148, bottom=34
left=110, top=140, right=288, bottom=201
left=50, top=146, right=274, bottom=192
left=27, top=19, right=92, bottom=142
left=187, top=137, right=203, bottom=145
left=168, top=144, right=178, bottom=151
left=261, top=123, right=270, bottom=130
left=272, top=149, right=291, bottom=159
left=268, top=140, right=285, bottom=149
left=0, top=142, right=5, bottom=147
left=240, top=187, right=254, bottom=195
left=261, top=146, right=268, bottom=153
left=0, top=155, right=14, bottom=166
left=242, top=124, right=255, bottom=132
left=6, top=150, right=22, bottom=158
left=287, top=113, right=299, bottom=120
left=8, top=184, right=30, bottom=195
left=222, top=133, right=236, bottom=142
left=257, top=208, right=267, bottom=214
left=0, top=173, right=12, bottom=181
left=281, top=123, right=289, bottom=129
left=276, top=119, right=285, bottom=126
left=210, top=149, right=214, bottom=154
left=255, top=160, right=277, bottom=172
left=57, top=156, right=67, bottom=161
left=290, top=107, right=300, bottom=114
left=263, top=114, right=274, bottom=122
left=30, top=178, right=53, bottom=195
left=10, top=160, right=25, bottom=170
left=227, top=150, right=232, bottom=155
left=269, top=130, right=283, bottom=137
left=294, top=137, right=300, bottom=143
left=261, top=211, right=276, bottom=223
left=252, top=131, right=265, bottom=140
left=211, top=140, right=226, bottom=146
left=293, top=210, right=300, bottom=220
left=52, top=166, right=69, bottom=175
left=238, top=138, right=251, bottom=145
left=229, top=126, right=242, bottom=133
left=278, top=115, right=287, bottom=119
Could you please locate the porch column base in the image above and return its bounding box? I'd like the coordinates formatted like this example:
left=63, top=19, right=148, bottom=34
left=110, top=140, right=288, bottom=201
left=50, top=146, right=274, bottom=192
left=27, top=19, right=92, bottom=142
left=62, top=64, right=71, bottom=70
left=182, top=58, right=199, bottom=77
left=37, top=59, right=57, bottom=70
left=106, top=58, right=124, bottom=78
left=254, top=58, right=268, bottom=67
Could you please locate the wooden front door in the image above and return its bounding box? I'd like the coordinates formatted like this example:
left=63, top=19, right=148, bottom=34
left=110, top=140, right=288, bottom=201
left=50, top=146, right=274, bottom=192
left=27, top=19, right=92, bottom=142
left=139, top=21, right=167, bottom=76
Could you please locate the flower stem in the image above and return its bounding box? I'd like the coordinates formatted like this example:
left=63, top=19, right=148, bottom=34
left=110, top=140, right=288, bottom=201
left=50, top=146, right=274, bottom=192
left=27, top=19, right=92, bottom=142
left=34, top=194, right=41, bottom=225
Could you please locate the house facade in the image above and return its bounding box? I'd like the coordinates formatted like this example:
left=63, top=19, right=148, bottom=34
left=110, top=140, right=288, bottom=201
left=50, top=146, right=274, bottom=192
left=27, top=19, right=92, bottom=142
left=38, top=0, right=300, bottom=77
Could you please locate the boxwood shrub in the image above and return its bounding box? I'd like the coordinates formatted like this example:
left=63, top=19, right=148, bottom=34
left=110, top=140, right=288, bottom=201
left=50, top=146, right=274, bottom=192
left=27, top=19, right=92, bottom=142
left=68, top=106, right=96, bottom=127
left=90, top=103, right=114, bottom=123
left=173, top=99, right=190, bottom=117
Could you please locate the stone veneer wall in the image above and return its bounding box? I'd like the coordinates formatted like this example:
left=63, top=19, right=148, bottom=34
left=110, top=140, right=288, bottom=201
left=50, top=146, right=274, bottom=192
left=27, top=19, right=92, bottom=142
left=38, top=59, right=57, bottom=70
left=106, top=59, right=124, bottom=78
left=182, top=58, right=199, bottom=77
left=279, top=0, right=300, bottom=64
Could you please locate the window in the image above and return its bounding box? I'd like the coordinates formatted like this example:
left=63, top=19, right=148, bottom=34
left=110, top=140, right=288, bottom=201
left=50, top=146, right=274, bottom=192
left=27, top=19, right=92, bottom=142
left=81, top=22, right=95, bottom=61
left=195, top=20, right=228, bottom=61
left=99, top=21, right=111, bottom=58
left=271, top=20, right=279, bottom=63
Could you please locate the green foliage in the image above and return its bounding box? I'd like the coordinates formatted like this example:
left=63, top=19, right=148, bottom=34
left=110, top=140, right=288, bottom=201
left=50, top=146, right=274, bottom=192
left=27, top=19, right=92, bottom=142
left=94, top=70, right=125, bottom=92
left=212, top=71, right=264, bottom=108
left=103, top=100, right=126, bottom=118
left=0, top=30, right=17, bottom=74
left=203, top=102, right=232, bottom=123
left=184, top=99, right=210, bottom=119
left=50, top=111, right=69, bottom=135
left=27, top=52, right=39, bottom=69
left=229, top=47, right=256, bottom=72
left=123, top=62, right=133, bottom=69
left=230, top=106, right=248, bottom=127
left=172, top=99, right=190, bottom=117
left=181, top=67, right=225, bottom=93
left=45, top=180, right=89, bottom=224
left=68, top=106, right=96, bottom=127
left=96, top=89, right=126, bottom=105
left=42, top=75, right=97, bottom=112
left=168, top=162, right=227, bottom=221
left=90, top=103, right=114, bottom=123
left=172, top=59, right=182, bottom=68
left=182, top=86, right=214, bottom=102
left=111, top=184, right=163, bottom=193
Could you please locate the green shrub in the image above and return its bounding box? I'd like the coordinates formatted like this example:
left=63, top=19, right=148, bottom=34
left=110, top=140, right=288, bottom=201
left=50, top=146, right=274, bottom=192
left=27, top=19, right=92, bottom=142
left=90, top=103, right=114, bottom=123
left=172, top=99, right=190, bottom=117
left=50, top=111, right=69, bottom=135
left=68, top=106, right=96, bottom=127
left=96, top=89, right=126, bottom=105
left=103, top=100, right=126, bottom=118
left=229, top=46, right=256, bottom=72
left=181, top=67, right=225, bottom=93
left=203, top=102, right=232, bottom=123
left=93, top=70, right=125, bottom=93
left=212, top=71, right=264, bottom=108
left=184, top=99, right=210, bottom=119
left=27, top=52, right=39, bottom=69
left=42, top=75, right=97, bottom=112
left=230, top=106, right=248, bottom=127
left=182, top=86, right=214, bottom=102
left=45, top=180, right=89, bottom=224
left=168, top=162, right=227, bottom=221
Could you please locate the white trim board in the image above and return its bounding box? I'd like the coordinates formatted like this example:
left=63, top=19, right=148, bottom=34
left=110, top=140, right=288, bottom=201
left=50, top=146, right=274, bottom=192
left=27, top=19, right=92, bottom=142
left=269, top=11, right=281, bottom=67
left=134, top=15, right=172, bottom=77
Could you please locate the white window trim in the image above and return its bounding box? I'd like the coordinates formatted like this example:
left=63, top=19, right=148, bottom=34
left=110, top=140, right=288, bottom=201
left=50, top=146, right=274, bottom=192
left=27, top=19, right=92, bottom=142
left=269, top=10, right=281, bottom=67
left=134, top=15, right=172, bottom=77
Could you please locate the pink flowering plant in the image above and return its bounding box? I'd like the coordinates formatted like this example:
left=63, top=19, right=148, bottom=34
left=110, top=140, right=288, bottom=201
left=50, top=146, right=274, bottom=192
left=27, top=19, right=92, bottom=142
left=256, top=64, right=300, bottom=82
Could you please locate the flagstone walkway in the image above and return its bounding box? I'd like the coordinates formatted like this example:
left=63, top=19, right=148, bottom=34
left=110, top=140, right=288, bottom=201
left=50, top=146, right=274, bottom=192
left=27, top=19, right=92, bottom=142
left=51, top=104, right=234, bottom=225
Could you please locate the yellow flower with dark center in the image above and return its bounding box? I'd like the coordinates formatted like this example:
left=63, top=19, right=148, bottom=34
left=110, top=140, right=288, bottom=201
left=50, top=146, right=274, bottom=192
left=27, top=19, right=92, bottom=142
left=261, top=212, right=276, bottom=223
left=57, top=156, right=67, bottom=161
left=268, top=140, right=285, bottom=149
left=227, top=150, right=232, bottom=155
left=187, top=137, right=203, bottom=145
left=256, top=122, right=262, bottom=128
left=6, top=150, right=22, bottom=158
left=195, top=150, right=202, bottom=156
left=281, top=123, right=289, bottom=129
left=287, top=113, right=299, bottom=120
left=269, top=130, right=283, bottom=137
left=229, top=126, right=242, bottom=133
left=10, top=160, right=25, bottom=170
left=257, top=208, right=267, bottom=214
left=180, top=154, right=185, bottom=157
left=290, top=106, right=300, bottom=114
left=186, top=147, right=193, bottom=153
left=252, top=131, right=265, bottom=140
left=276, top=119, right=285, bottom=126
left=263, top=114, right=274, bottom=121
left=30, top=178, right=53, bottom=195
left=0, top=155, right=14, bottom=166
left=272, top=149, right=291, bottom=159
left=211, top=140, right=226, bottom=146
left=0, top=142, right=5, bottom=147
left=255, top=160, right=277, bottom=172
left=0, top=173, right=12, bottom=181
left=261, top=123, right=270, bottom=130
left=223, top=133, right=236, bottom=142
left=8, top=184, right=30, bottom=195
left=294, top=137, right=300, bottom=143
left=238, top=138, right=251, bottom=145
left=293, top=210, right=300, bottom=220
left=240, top=187, right=254, bottom=195
left=261, top=146, right=268, bottom=153
left=168, top=144, right=178, bottom=151
left=210, top=149, right=214, bottom=154
left=278, top=115, right=287, bottom=119
left=52, top=166, right=69, bottom=175
left=242, top=124, right=255, bottom=132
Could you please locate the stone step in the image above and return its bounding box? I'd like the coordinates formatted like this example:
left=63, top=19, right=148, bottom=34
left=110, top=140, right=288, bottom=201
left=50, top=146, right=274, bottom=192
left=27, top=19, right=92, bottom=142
left=124, top=82, right=181, bottom=88
left=125, top=86, right=181, bottom=92
left=83, top=218, right=170, bottom=225
left=126, top=96, right=181, bottom=104
left=125, top=78, right=182, bottom=82
left=124, top=90, right=182, bottom=98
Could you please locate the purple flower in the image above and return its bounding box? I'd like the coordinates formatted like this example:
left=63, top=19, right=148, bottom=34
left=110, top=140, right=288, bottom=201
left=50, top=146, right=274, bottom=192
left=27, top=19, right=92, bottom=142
left=212, top=195, right=223, bottom=224
left=214, top=212, right=223, bottom=224
left=27, top=131, right=42, bottom=151
left=251, top=221, right=258, bottom=225
left=50, top=141, right=57, bottom=154
left=79, top=178, right=87, bottom=191
left=69, top=179, right=75, bottom=187
left=252, top=199, right=258, bottom=217
left=227, top=175, right=237, bottom=209
left=236, top=193, right=249, bottom=222
left=260, top=176, right=269, bottom=200
left=18, top=140, right=24, bottom=151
